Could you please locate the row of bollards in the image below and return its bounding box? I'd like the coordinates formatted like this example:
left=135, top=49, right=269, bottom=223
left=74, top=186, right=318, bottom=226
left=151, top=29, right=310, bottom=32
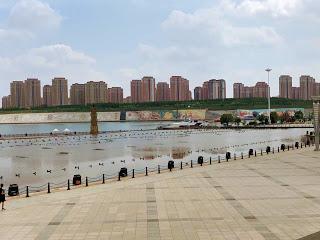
left=23, top=141, right=311, bottom=198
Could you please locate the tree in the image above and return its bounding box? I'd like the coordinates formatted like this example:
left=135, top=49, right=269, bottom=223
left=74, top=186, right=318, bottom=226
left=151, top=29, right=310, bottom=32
left=294, top=110, right=304, bottom=120
left=257, top=114, right=268, bottom=124
left=270, top=112, right=279, bottom=124
left=220, top=114, right=234, bottom=126
left=234, top=117, right=241, bottom=126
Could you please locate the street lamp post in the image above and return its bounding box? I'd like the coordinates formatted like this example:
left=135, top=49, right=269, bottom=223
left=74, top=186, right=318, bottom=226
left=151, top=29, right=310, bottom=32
left=265, top=68, right=272, bottom=124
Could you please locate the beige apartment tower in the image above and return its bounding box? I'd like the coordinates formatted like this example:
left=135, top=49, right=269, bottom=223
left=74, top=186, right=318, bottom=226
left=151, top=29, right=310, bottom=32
left=24, top=78, right=41, bottom=108
left=279, top=75, right=292, bottom=99
left=141, top=76, right=156, bottom=102
left=70, top=83, right=85, bottom=105
left=51, top=78, right=68, bottom=106
left=131, top=80, right=142, bottom=103
left=85, top=81, right=107, bottom=105
left=42, top=85, right=52, bottom=106
left=300, top=75, right=315, bottom=100
left=10, top=81, right=25, bottom=108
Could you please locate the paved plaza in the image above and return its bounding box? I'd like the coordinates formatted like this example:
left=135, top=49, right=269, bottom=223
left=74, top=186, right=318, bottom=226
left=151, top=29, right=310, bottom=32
left=1, top=148, right=320, bottom=240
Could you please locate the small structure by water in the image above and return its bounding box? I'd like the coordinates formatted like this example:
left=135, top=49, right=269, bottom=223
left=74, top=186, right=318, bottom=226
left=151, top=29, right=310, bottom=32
left=90, top=106, right=99, bottom=135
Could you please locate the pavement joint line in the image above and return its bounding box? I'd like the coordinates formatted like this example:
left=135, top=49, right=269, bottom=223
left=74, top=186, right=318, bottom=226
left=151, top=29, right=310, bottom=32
left=201, top=171, right=281, bottom=240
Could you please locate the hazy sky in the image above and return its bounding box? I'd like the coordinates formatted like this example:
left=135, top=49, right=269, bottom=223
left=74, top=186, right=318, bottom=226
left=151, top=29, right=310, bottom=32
left=0, top=0, right=319, bottom=98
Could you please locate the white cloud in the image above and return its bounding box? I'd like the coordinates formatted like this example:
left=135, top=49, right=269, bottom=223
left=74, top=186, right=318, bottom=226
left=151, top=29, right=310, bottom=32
left=220, top=0, right=305, bottom=17
left=162, top=7, right=283, bottom=47
left=0, top=28, right=34, bottom=42
left=8, top=0, right=62, bottom=31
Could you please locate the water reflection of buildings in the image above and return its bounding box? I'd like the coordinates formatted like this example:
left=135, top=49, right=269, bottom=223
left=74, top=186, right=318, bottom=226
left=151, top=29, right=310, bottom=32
left=133, top=146, right=192, bottom=160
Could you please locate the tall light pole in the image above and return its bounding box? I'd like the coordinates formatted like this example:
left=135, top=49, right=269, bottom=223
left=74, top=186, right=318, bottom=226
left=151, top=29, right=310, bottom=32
left=265, top=68, right=272, bottom=124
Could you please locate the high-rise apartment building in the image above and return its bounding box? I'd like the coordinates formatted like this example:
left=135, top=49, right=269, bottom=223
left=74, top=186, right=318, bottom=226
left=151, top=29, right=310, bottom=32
left=300, top=75, right=315, bottom=100
left=85, top=81, right=107, bottom=105
left=141, top=76, right=155, bottom=102
left=207, top=79, right=226, bottom=99
left=292, top=87, right=300, bottom=99
left=42, top=85, right=52, bottom=106
left=279, top=75, right=292, bottom=99
left=10, top=81, right=25, bottom=108
left=2, top=95, right=11, bottom=109
left=108, top=87, right=123, bottom=103
left=233, top=83, right=244, bottom=99
left=24, top=78, right=41, bottom=108
left=70, top=83, right=85, bottom=105
left=243, top=86, right=254, bottom=98
left=156, top=82, right=170, bottom=102
left=123, top=96, right=132, bottom=103
left=253, top=82, right=269, bottom=98
left=202, top=81, right=209, bottom=100
left=194, top=87, right=202, bottom=100
left=314, top=83, right=320, bottom=97
left=131, top=80, right=142, bottom=103
left=170, top=76, right=190, bottom=101
left=51, top=77, right=68, bottom=106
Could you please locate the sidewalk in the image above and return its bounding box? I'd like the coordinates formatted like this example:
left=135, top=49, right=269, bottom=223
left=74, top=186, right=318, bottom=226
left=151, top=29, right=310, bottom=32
left=0, top=148, right=320, bottom=240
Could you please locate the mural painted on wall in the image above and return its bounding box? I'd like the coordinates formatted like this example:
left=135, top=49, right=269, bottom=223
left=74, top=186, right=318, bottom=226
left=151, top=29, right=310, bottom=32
left=237, top=108, right=304, bottom=119
left=126, top=109, right=207, bottom=121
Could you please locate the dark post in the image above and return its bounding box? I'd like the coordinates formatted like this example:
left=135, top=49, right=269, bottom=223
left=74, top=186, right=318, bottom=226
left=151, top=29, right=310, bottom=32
left=67, top=179, right=70, bottom=190
left=145, top=167, right=148, bottom=176
left=47, top=182, right=51, bottom=194
left=218, top=156, right=221, bottom=163
left=158, top=165, right=160, bottom=174
left=118, top=172, right=121, bottom=181
left=301, top=143, right=303, bottom=148
left=210, top=157, right=212, bottom=165
left=26, top=186, right=29, bottom=198
left=234, top=153, right=236, bottom=160
left=180, top=161, right=183, bottom=169
left=191, top=160, right=193, bottom=168
left=103, top=174, right=105, bottom=184
left=272, top=147, right=274, bottom=154
left=255, top=150, right=257, bottom=157
left=288, top=145, right=290, bottom=151
left=241, top=152, right=243, bottom=159
left=132, top=169, right=135, bottom=178
left=278, top=147, right=280, bottom=152
left=86, top=177, right=88, bottom=187
left=201, top=161, right=203, bottom=166
left=261, top=149, right=263, bottom=156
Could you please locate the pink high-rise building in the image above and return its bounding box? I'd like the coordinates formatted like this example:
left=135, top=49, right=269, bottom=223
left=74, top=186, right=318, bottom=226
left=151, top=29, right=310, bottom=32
left=131, top=80, right=142, bottom=103
left=233, top=83, right=244, bottom=99
left=170, top=76, right=189, bottom=101
left=201, top=81, right=209, bottom=100
left=24, top=78, right=41, bottom=108
left=208, top=79, right=226, bottom=99
left=253, top=82, right=268, bottom=98
left=108, top=87, right=123, bottom=103
left=194, top=87, right=202, bottom=100
left=2, top=95, right=11, bottom=109
left=156, top=82, right=170, bottom=102
left=43, top=85, right=52, bottom=107
left=70, top=84, right=85, bottom=105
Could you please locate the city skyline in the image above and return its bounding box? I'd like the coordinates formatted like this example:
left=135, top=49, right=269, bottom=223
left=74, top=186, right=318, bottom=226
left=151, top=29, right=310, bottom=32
left=2, top=73, right=319, bottom=109
left=0, top=0, right=319, bottom=102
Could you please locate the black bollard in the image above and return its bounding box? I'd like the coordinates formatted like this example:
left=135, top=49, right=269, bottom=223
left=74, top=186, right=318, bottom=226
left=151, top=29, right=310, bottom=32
left=218, top=156, right=221, bottom=163
left=86, top=177, right=88, bottom=186
left=210, top=157, right=212, bottom=165
left=26, top=186, right=29, bottom=197
left=67, top=179, right=70, bottom=190
left=301, top=143, right=303, bottom=148
left=103, top=174, right=105, bottom=184
left=261, top=149, right=263, bottom=156
left=48, top=183, right=50, bottom=194
left=241, top=152, right=243, bottom=159
left=234, top=153, right=236, bottom=160
left=272, top=147, right=274, bottom=154
left=191, top=160, right=193, bottom=168
left=132, top=169, right=135, bottom=178
left=118, top=172, right=121, bottom=181
left=278, top=147, right=280, bottom=152
left=158, top=165, right=160, bottom=174
left=255, top=150, right=257, bottom=157
left=181, top=162, right=183, bottom=170
left=145, top=167, right=148, bottom=176
left=288, top=145, right=290, bottom=151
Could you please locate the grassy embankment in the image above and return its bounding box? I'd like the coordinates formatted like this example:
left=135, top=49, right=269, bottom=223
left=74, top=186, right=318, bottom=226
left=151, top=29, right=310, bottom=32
left=0, top=98, right=313, bottom=114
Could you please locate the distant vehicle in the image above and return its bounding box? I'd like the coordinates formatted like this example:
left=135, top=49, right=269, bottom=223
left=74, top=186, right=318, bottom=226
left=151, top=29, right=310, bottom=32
left=158, top=119, right=208, bottom=130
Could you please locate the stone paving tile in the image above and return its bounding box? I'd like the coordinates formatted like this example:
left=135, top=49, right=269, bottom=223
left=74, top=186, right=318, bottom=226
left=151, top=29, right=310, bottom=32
left=0, top=148, right=320, bottom=239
